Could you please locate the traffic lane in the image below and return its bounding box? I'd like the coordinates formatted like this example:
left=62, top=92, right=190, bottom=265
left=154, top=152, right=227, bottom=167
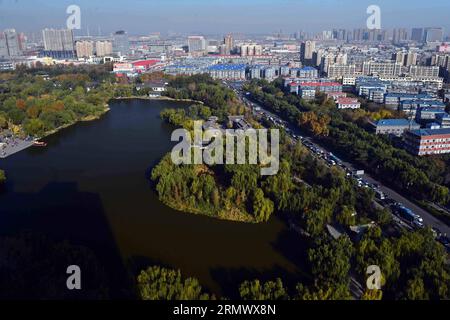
left=325, top=151, right=450, bottom=236
left=363, top=174, right=450, bottom=236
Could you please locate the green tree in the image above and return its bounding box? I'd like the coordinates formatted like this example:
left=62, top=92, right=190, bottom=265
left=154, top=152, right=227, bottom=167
left=137, top=266, right=213, bottom=300
left=23, top=118, right=45, bottom=136
left=295, top=282, right=352, bottom=300
left=336, top=205, right=356, bottom=227
left=0, top=170, right=6, bottom=184
left=239, top=278, right=288, bottom=300
left=252, top=188, right=274, bottom=222
left=308, top=236, right=353, bottom=287
left=0, top=113, right=7, bottom=128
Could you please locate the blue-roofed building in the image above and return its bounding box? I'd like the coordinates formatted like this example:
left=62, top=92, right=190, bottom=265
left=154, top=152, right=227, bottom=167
left=206, top=63, right=247, bottom=80
left=355, top=77, right=387, bottom=99
left=415, top=107, right=446, bottom=122
left=290, top=66, right=319, bottom=78
left=40, top=50, right=75, bottom=59
left=249, top=65, right=264, bottom=79
left=437, top=113, right=450, bottom=128
left=280, top=65, right=290, bottom=77
left=400, top=99, right=446, bottom=116
left=384, top=93, right=435, bottom=108
left=164, top=57, right=218, bottom=76
left=426, top=122, right=441, bottom=129
left=371, top=118, right=420, bottom=136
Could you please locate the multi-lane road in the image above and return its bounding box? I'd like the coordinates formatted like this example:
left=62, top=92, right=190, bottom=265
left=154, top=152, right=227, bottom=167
left=226, top=81, right=450, bottom=241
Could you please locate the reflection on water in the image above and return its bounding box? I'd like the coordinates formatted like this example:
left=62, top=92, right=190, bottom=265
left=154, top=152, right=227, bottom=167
left=0, top=99, right=303, bottom=298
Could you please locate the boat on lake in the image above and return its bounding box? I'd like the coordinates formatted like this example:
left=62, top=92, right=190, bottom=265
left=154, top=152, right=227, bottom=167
left=33, top=141, right=47, bottom=147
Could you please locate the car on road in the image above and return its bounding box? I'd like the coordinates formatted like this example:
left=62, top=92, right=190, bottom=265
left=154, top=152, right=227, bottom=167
left=437, top=235, right=450, bottom=253
left=432, top=227, right=443, bottom=239
left=375, top=190, right=386, bottom=200
left=413, top=219, right=425, bottom=229
left=392, top=204, right=424, bottom=226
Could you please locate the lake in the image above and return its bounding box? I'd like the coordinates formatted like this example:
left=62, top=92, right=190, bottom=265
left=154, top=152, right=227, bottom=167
left=0, top=99, right=304, bottom=299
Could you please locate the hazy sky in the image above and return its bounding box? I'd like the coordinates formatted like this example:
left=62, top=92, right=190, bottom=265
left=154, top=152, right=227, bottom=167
left=0, top=0, right=449, bottom=35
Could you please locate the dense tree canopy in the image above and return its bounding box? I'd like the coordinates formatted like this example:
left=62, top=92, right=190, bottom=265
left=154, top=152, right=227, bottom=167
left=0, top=169, right=5, bottom=184
left=239, top=278, right=288, bottom=300
left=163, top=74, right=245, bottom=120
left=0, top=65, right=116, bottom=137
left=137, top=266, right=213, bottom=300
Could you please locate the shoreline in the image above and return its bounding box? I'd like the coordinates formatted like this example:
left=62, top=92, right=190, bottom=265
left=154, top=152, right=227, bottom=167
left=1, top=96, right=197, bottom=159
left=115, top=95, right=204, bottom=104
left=0, top=105, right=110, bottom=159
left=160, top=198, right=257, bottom=224
left=41, top=105, right=111, bottom=139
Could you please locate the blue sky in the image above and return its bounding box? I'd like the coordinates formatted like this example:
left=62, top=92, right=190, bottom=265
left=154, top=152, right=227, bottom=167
left=0, top=0, right=449, bottom=35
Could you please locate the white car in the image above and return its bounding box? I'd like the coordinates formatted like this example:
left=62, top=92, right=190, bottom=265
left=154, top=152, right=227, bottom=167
left=413, top=219, right=425, bottom=229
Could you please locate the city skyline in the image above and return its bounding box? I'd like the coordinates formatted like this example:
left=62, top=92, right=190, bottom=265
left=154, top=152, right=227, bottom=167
left=1, top=0, right=450, bottom=35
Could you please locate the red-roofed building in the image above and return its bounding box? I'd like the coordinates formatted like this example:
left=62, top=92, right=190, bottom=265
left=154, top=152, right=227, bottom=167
left=132, top=59, right=159, bottom=73
left=298, top=81, right=343, bottom=100
left=336, top=97, right=360, bottom=109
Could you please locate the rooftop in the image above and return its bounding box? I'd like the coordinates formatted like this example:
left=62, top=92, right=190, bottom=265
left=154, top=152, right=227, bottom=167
left=418, top=108, right=445, bottom=113
left=386, top=93, right=432, bottom=98
left=409, top=128, right=450, bottom=137
left=437, top=113, right=450, bottom=119
left=376, top=118, right=417, bottom=127
left=337, top=97, right=359, bottom=104
left=300, top=82, right=341, bottom=87
left=292, top=66, right=317, bottom=71
left=207, top=64, right=247, bottom=71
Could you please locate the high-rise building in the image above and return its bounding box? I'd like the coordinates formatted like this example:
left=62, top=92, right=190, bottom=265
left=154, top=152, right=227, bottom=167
left=346, top=30, right=353, bottom=42
left=322, top=30, right=333, bottom=40
left=95, top=41, right=113, bottom=57
left=0, top=32, right=9, bottom=58
left=300, top=40, right=315, bottom=65
left=368, top=29, right=385, bottom=42
left=43, top=28, right=74, bottom=52
left=431, top=54, right=450, bottom=68
left=392, top=28, right=408, bottom=44
left=239, top=44, right=262, bottom=56
left=43, top=29, right=61, bottom=50
left=4, top=29, right=21, bottom=56
left=353, top=28, right=369, bottom=41
left=113, top=30, right=130, bottom=55
left=335, top=53, right=348, bottom=65
left=320, top=53, right=336, bottom=74
left=332, top=29, right=347, bottom=41
left=187, top=36, right=206, bottom=53
left=393, top=51, right=406, bottom=64
left=75, top=41, right=94, bottom=58
left=42, top=28, right=74, bottom=58
left=313, top=48, right=324, bottom=67
left=224, top=34, right=233, bottom=55
left=411, top=28, right=424, bottom=42
left=17, top=32, right=26, bottom=52
left=394, top=51, right=418, bottom=66
left=405, top=51, right=418, bottom=67
left=425, top=28, right=444, bottom=43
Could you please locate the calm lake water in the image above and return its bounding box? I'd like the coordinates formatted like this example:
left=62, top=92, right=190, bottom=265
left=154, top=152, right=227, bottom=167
left=0, top=99, right=303, bottom=299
